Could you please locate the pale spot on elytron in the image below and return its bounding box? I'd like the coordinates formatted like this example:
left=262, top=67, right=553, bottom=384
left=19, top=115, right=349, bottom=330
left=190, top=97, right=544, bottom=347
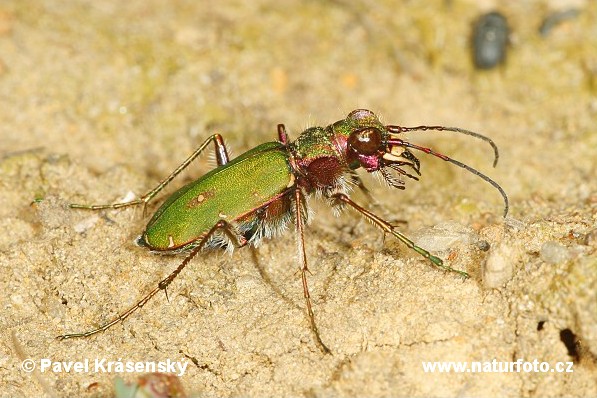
left=287, top=173, right=295, bottom=188
left=186, top=190, right=216, bottom=209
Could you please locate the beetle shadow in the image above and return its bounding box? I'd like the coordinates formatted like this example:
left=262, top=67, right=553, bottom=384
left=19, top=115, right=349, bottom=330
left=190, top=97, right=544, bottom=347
left=248, top=247, right=302, bottom=312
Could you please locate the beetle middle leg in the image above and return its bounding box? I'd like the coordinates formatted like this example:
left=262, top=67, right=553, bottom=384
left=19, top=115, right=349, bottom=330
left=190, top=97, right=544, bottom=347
left=70, top=134, right=230, bottom=211
left=294, top=187, right=331, bottom=354
left=57, top=219, right=246, bottom=340
left=331, top=193, right=469, bottom=278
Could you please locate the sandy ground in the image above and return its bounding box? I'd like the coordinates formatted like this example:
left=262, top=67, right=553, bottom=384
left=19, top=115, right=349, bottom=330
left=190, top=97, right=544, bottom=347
left=1, top=1, right=596, bottom=397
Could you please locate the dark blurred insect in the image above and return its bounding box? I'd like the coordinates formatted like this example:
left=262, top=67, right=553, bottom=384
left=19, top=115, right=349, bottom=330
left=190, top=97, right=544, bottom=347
left=539, top=9, right=580, bottom=37
left=57, top=109, right=508, bottom=353
left=472, top=11, right=510, bottom=69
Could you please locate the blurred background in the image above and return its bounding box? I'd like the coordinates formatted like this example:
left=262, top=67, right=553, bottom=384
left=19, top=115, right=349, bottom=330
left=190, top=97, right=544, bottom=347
left=1, top=1, right=595, bottom=397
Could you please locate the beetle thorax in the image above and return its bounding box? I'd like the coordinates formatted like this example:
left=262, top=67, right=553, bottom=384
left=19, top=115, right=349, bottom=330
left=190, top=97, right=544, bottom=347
left=289, top=126, right=350, bottom=195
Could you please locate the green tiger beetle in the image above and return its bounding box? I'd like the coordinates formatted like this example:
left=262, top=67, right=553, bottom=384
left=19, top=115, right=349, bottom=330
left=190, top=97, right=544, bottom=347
left=58, top=109, right=508, bottom=353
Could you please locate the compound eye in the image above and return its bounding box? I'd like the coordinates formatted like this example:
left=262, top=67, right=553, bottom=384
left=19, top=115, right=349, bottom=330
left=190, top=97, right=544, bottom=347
left=348, top=127, right=382, bottom=156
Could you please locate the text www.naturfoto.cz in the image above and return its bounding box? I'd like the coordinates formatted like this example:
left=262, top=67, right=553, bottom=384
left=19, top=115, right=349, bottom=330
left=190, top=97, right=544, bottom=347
left=422, top=358, right=573, bottom=373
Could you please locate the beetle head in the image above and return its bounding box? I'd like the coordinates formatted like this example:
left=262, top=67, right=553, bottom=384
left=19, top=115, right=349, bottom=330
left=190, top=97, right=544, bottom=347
left=346, top=125, right=421, bottom=190
left=340, top=108, right=509, bottom=216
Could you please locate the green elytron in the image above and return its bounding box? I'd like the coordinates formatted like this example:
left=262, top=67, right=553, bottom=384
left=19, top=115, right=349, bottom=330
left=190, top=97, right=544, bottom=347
left=141, top=141, right=294, bottom=252
left=58, top=109, right=508, bottom=353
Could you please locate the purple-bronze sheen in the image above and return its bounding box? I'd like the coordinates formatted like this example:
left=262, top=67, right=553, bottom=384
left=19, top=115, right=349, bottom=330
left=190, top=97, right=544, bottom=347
left=354, top=153, right=381, bottom=172
left=304, top=156, right=344, bottom=189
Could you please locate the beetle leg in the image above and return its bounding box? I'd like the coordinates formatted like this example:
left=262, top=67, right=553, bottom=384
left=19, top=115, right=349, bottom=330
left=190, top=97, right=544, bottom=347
left=330, top=193, right=469, bottom=278
left=294, top=187, right=331, bottom=354
left=277, top=124, right=289, bottom=145
left=57, top=219, right=246, bottom=340
left=70, top=134, right=230, bottom=211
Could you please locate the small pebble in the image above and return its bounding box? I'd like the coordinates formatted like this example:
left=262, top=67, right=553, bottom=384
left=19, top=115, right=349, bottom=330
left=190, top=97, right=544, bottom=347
left=584, top=229, right=597, bottom=247
left=483, top=242, right=515, bottom=288
left=540, top=241, right=571, bottom=264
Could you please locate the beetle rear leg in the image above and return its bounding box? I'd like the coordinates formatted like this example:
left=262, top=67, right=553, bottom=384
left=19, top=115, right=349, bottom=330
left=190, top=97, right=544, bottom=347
left=331, top=193, right=469, bottom=278
left=57, top=219, right=246, bottom=340
left=70, top=134, right=230, bottom=211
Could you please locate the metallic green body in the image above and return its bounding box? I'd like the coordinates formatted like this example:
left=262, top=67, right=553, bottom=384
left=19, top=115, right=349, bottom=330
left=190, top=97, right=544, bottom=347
left=59, top=109, right=504, bottom=344
left=141, top=142, right=293, bottom=251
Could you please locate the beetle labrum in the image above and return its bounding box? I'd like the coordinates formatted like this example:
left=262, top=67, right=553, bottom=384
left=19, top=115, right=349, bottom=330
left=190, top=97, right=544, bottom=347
left=58, top=109, right=508, bottom=353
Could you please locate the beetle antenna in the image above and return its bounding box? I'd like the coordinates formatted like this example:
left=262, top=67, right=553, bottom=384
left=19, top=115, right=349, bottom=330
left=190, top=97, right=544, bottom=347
left=387, top=125, right=499, bottom=167
left=387, top=137, right=509, bottom=217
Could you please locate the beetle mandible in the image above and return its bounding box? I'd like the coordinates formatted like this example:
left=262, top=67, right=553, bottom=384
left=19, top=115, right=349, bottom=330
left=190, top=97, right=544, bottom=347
left=58, top=109, right=508, bottom=353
